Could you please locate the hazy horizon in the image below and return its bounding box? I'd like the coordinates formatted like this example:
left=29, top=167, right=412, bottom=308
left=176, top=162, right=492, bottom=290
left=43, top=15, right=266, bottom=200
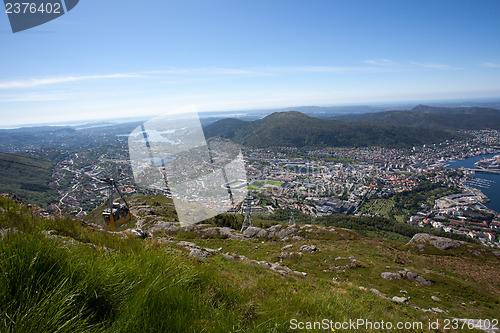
left=2, top=96, right=500, bottom=130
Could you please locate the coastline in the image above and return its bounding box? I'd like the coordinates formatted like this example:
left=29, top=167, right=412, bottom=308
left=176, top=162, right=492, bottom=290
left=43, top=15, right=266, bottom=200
left=445, top=153, right=500, bottom=214
left=462, top=186, right=497, bottom=215
left=474, top=154, right=500, bottom=172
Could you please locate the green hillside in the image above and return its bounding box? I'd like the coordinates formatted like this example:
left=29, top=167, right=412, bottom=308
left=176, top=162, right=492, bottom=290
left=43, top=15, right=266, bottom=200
left=0, top=153, right=58, bottom=208
left=203, top=111, right=464, bottom=148
left=335, top=105, right=500, bottom=130
left=1, top=195, right=499, bottom=332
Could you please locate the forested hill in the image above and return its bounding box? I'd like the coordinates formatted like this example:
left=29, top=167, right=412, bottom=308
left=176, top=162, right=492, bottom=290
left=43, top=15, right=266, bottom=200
left=203, top=111, right=464, bottom=148
left=0, top=153, right=56, bottom=208
left=333, top=105, right=500, bottom=130
left=409, top=104, right=500, bottom=115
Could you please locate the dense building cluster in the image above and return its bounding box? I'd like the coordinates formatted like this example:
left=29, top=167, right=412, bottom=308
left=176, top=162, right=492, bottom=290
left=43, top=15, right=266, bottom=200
left=41, top=127, right=500, bottom=247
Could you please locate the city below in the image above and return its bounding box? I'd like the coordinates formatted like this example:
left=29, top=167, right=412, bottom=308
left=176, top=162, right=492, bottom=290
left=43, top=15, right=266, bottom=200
left=17, top=122, right=497, bottom=248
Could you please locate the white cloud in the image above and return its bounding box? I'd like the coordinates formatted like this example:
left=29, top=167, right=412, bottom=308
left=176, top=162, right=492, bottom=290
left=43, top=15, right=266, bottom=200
left=143, top=65, right=404, bottom=77
left=255, top=65, right=400, bottom=74
left=142, top=67, right=267, bottom=76
left=481, top=62, right=500, bottom=68
left=362, top=59, right=395, bottom=66
left=0, top=92, right=76, bottom=102
left=0, top=73, right=141, bottom=89
left=0, top=64, right=423, bottom=92
left=409, top=61, right=458, bottom=70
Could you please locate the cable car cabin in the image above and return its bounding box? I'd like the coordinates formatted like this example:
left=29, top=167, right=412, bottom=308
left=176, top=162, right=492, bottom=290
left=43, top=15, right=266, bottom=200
left=103, top=202, right=131, bottom=228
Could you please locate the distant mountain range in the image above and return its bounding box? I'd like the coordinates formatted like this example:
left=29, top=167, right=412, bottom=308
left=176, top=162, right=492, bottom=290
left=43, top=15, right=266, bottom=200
left=332, top=105, right=500, bottom=130
left=203, top=110, right=465, bottom=148
left=198, top=100, right=500, bottom=125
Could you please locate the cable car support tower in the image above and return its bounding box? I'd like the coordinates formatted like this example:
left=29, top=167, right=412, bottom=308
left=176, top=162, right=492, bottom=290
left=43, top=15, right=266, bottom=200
left=241, top=193, right=253, bottom=232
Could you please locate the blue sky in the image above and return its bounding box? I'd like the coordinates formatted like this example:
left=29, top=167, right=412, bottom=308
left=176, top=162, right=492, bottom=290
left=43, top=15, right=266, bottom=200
left=1, top=0, right=499, bottom=127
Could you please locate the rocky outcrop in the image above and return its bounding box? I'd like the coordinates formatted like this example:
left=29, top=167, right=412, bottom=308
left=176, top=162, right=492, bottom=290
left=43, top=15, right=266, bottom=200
left=328, top=256, right=359, bottom=271
left=253, top=260, right=307, bottom=276
left=300, top=244, right=319, bottom=253
left=392, top=296, right=409, bottom=303
left=381, top=269, right=433, bottom=285
left=407, top=233, right=466, bottom=251
left=147, top=221, right=345, bottom=242
left=172, top=239, right=307, bottom=277
left=177, top=241, right=218, bottom=259
left=370, top=288, right=389, bottom=300
left=413, top=275, right=433, bottom=286
left=381, top=272, right=401, bottom=280
left=243, top=227, right=269, bottom=238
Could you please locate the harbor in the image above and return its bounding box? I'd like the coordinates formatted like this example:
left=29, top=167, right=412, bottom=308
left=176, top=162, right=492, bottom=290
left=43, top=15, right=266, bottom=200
left=446, top=154, right=500, bottom=213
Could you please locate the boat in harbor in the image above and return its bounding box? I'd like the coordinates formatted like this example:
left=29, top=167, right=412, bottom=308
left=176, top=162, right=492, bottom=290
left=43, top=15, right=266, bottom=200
left=474, top=155, right=500, bottom=172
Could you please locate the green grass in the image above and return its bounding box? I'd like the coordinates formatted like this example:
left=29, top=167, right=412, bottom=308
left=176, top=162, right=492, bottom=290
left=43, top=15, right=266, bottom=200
left=250, top=180, right=283, bottom=190
left=251, top=180, right=266, bottom=188
left=0, top=232, right=244, bottom=332
left=194, top=235, right=500, bottom=321
left=359, top=198, right=395, bottom=217
left=1, top=196, right=498, bottom=332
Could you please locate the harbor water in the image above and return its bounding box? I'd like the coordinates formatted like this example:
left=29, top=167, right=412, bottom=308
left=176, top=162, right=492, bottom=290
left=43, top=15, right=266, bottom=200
left=446, top=153, right=499, bottom=213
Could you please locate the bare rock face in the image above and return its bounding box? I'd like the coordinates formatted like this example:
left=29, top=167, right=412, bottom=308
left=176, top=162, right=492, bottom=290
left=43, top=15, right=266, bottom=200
left=392, top=296, right=408, bottom=303
left=370, top=289, right=389, bottom=300
left=216, top=227, right=245, bottom=240
left=275, top=227, right=297, bottom=238
left=189, top=248, right=211, bottom=259
left=413, top=275, right=433, bottom=286
left=300, top=245, right=319, bottom=253
left=407, top=233, right=466, bottom=251
left=279, top=252, right=292, bottom=259
left=148, top=222, right=181, bottom=234
left=177, top=241, right=216, bottom=260
left=143, top=214, right=345, bottom=243
left=381, top=272, right=402, bottom=280
left=382, top=269, right=433, bottom=286
left=242, top=227, right=262, bottom=238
